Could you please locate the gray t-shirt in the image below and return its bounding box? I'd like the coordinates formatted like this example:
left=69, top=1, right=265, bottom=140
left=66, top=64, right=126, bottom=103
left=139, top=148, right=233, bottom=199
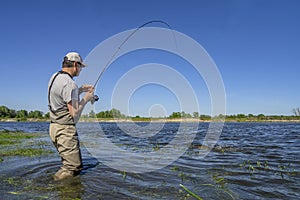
left=48, top=72, right=79, bottom=111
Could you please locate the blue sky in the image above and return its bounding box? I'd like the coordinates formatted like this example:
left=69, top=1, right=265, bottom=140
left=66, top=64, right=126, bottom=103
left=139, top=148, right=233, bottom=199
left=0, top=0, right=299, bottom=116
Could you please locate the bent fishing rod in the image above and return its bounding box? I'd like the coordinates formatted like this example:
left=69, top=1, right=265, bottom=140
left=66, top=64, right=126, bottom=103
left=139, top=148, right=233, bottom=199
left=92, top=20, right=175, bottom=102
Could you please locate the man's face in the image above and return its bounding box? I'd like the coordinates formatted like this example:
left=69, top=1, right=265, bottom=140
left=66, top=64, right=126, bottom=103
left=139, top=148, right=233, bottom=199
left=75, top=62, right=83, bottom=76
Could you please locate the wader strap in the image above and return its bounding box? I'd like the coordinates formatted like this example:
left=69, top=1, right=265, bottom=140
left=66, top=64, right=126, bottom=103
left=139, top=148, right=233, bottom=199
left=48, top=71, right=73, bottom=111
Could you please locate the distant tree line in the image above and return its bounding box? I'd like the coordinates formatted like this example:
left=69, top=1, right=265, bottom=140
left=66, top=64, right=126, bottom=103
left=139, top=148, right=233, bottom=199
left=168, top=111, right=212, bottom=120
left=81, top=108, right=127, bottom=119
left=1, top=105, right=300, bottom=121
left=0, top=105, right=47, bottom=120
left=224, top=113, right=300, bottom=121
left=82, top=110, right=300, bottom=121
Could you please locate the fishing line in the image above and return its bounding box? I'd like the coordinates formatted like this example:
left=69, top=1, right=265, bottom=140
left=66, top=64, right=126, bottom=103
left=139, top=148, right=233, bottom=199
left=92, top=20, right=177, bottom=102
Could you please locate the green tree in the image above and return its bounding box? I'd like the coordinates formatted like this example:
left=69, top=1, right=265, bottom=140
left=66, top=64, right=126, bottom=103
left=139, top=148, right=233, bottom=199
left=105, top=110, right=111, bottom=118
left=0, top=105, right=10, bottom=118
left=247, top=114, right=254, bottom=118
left=237, top=114, right=246, bottom=118
left=96, top=111, right=105, bottom=118
left=193, top=112, right=199, bottom=118
left=9, top=109, right=16, bottom=118
left=257, top=114, right=265, bottom=120
left=96, top=109, right=125, bottom=118
left=28, top=110, right=43, bottom=118
left=44, top=112, right=50, bottom=118
left=111, top=108, right=122, bottom=118
left=200, top=115, right=211, bottom=120
left=16, top=110, right=28, bottom=118
left=169, top=112, right=181, bottom=118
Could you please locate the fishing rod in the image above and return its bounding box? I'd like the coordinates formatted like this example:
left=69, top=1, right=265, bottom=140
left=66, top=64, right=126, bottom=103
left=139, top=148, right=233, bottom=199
left=92, top=20, right=175, bottom=102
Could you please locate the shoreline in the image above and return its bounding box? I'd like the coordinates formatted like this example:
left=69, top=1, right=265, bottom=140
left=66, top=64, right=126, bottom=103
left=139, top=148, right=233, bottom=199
left=1, top=118, right=300, bottom=123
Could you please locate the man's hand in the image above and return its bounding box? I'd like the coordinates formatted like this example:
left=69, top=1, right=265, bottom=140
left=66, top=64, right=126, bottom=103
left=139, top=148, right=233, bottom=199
left=83, top=88, right=95, bottom=103
left=68, top=87, right=96, bottom=122
left=79, top=85, right=94, bottom=94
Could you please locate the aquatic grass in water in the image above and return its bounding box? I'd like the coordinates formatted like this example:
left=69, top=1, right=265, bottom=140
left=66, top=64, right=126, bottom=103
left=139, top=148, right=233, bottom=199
left=180, top=184, right=203, bottom=200
left=0, top=130, right=37, bottom=145
left=0, top=130, right=53, bottom=160
left=239, top=159, right=298, bottom=178
left=1, top=148, right=52, bottom=157
left=3, top=176, right=57, bottom=199
left=170, top=165, right=237, bottom=199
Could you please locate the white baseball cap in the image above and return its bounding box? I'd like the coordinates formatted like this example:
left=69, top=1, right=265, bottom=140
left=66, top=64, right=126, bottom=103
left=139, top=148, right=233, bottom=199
left=65, top=52, right=87, bottom=67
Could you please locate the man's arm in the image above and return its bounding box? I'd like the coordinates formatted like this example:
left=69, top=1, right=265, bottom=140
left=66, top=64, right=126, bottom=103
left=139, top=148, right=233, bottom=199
left=68, top=88, right=94, bottom=123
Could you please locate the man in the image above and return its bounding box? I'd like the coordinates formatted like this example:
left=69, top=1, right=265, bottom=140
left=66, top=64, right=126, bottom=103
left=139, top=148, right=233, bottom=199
left=48, top=52, right=95, bottom=181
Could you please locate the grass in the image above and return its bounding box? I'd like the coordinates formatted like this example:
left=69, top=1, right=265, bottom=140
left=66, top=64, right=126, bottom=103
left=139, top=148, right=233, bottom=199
left=180, top=184, right=203, bottom=200
left=0, top=129, right=38, bottom=145
left=1, top=148, right=51, bottom=157
left=0, top=130, right=53, bottom=160
left=170, top=165, right=237, bottom=200
left=239, top=159, right=298, bottom=178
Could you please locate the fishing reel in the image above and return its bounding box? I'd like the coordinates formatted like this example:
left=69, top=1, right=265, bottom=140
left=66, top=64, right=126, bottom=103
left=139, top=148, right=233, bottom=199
left=93, top=95, right=99, bottom=102
left=91, top=95, right=99, bottom=105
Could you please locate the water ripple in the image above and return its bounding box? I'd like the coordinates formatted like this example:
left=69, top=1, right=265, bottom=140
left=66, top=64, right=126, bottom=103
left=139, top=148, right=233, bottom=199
left=0, top=122, right=299, bottom=199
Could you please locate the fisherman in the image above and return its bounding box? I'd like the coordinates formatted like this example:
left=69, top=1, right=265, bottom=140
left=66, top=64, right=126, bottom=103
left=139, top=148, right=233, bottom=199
left=48, top=52, right=95, bottom=181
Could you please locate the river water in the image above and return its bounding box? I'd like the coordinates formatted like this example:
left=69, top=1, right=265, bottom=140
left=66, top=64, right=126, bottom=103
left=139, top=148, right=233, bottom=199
left=0, top=122, right=299, bottom=199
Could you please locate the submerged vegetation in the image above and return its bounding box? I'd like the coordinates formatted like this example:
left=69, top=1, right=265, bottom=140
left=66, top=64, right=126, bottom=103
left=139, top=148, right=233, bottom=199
left=0, top=130, right=53, bottom=161
left=0, top=129, right=37, bottom=143
left=180, top=184, right=203, bottom=200
left=239, top=159, right=298, bottom=178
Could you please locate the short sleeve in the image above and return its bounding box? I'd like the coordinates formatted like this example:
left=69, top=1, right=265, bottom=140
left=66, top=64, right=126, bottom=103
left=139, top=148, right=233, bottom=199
left=62, top=82, right=79, bottom=104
